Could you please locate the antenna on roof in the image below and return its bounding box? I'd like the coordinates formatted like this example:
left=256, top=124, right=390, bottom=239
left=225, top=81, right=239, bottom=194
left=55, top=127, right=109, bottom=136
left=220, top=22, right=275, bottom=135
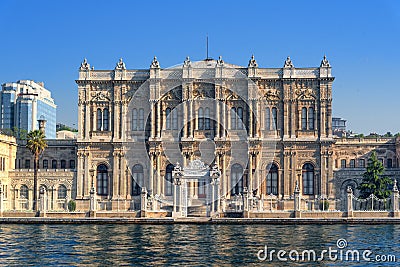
left=206, top=34, right=209, bottom=60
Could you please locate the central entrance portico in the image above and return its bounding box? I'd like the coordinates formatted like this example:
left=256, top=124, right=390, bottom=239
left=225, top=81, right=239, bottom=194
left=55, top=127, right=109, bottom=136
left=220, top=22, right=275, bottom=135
left=172, top=160, right=220, bottom=218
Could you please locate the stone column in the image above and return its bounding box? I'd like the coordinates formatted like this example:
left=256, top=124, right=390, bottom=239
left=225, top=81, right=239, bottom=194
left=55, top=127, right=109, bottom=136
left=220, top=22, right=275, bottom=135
left=121, top=102, right=126, bottom=141
left=157, top=153, right=161, bottom=196
left=248, top=153, right=253, bottom=193
left=113, top=101, right=119, bottom=140
left=216, top=100, right=220, bottom=138
left=149, top=153, right=154, bottom=195
left=0, top=185, right=3, bottom=217
left=346, top=186, right=353, bottom=217
left=76, top=152, right=84, bottom=199
left=249, top=101, right=253, bottom=137
left=84, top=153, right=90, bottom=197
left=39, top=187, right=47, bottom=217
left=112, top=152, right=119, bottom=198
left=78, top=102, right=83, bottom=140
left=222, top=102, right=226, bottom=138
left=392, top=179, right=399, bottom=217
left=141, top=187, right=147, bottom=217
left=89, top=183, right=96, bottom=212
left=157, top=101, right=162, bottom=138
left=294, top=180, right=301, bottom=218
left=84, top=103, right=90, bottom=140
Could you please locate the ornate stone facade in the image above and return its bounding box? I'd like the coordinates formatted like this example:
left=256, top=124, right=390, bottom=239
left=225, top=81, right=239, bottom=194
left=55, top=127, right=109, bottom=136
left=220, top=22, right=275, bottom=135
left=74, top=56, right=337, bottom=211
left=11, top=139, right=76, bottom=211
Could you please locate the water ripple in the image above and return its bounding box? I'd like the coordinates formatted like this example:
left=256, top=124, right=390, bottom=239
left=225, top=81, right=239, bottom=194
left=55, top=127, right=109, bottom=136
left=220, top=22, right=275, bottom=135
left=0, top=224, right=399, bottom=266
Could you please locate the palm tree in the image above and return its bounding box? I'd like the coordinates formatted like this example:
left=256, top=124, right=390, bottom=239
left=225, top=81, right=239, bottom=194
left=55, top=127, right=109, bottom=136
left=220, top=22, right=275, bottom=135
left=26, top=130, right=47, bottom=211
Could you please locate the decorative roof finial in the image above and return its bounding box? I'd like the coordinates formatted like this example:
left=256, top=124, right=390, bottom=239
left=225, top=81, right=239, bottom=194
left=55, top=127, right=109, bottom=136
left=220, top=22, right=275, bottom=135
left=248, top=54, right=258, bottom=68
left=151, top=56, right=160, bottom=68
left=216, top=55, right=224, bottom=66
left=115, top=58, right=126, bottom=70
left=79, top=58, right=90, bottom=71
left=183, top=56, right=191, bottom=67
left=283, top=56, right=294, bottom=68
left=320, top=54, right=331, bottom=67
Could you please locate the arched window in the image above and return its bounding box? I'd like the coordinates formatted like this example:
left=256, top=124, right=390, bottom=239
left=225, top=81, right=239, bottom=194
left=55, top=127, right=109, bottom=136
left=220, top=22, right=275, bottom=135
left=237, top=107, right=243, bottom=129
left=308, top=107, right=314, bottom=130
left=230, top=107, right=236, bottom=130
left=165, top=164, right=174, bottom=196
left=60, top=160, right=66, bottom=169
left=97, top=108, right=103, bottom=131
left=205, top=107, right=210, bottom=130
left=58, top=185, right=67, bottom=199
left=266, top=164, right=278, bottom=195
left=97, top=164, right=108, bottom=196
left=172, top=108, right=178, bottom=130
left=272, top=107, right=277, bottom=130
left=198, top=108, right=204, bottom=130
left=231, top=164, right=243, bottom=195
left=166, top=108, right=171, bottom=130
left=301, top=107, right=307, bottom=130
left=302, top=163, right=314, bottom=195
left=265, top=107, right=270, bottom=130
left=103, top=108, right=109, bottom=131
left=132, top=108, right=138, bottom=130
left=52, top=160, right=57, bottom=169
left=132, top=164, right=144, bottom=196
left=20, top=185, right=29, bottom=199
left=138, top=108, right=144, bottom=130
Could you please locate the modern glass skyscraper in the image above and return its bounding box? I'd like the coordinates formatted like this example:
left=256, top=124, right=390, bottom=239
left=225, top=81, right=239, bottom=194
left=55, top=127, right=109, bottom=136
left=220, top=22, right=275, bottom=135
left=0, top=80, right=57, bottom=139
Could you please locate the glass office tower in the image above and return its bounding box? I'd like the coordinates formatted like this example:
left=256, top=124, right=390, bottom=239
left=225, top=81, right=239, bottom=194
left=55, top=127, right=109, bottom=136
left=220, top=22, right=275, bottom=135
left=0, top=80, right=57, bottom=139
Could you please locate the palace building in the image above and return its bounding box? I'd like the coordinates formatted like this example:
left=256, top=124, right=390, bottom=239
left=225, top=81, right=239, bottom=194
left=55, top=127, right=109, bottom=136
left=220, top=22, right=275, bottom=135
left=5, top=55, right=400, bottom=216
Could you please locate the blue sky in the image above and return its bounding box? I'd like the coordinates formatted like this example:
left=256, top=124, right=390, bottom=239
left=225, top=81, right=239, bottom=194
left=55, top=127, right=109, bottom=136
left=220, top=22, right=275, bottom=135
left=0, top=0, right=399, bottom=134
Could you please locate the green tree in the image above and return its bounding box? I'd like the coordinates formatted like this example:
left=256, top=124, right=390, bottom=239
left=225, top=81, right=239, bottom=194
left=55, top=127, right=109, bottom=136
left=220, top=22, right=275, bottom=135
left=357, top=151, right=393, bottom=199
left=26, top=130, right=47, bottom=211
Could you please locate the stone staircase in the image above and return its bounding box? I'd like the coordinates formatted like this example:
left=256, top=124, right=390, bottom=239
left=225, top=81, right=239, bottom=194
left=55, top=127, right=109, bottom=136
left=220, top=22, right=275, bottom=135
left=187, top=199, right=208, bottom=217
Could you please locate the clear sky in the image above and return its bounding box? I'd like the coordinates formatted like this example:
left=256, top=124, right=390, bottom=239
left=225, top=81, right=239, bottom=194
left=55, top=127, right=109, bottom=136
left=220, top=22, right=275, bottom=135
left=0, top=0, right=399, bottom=134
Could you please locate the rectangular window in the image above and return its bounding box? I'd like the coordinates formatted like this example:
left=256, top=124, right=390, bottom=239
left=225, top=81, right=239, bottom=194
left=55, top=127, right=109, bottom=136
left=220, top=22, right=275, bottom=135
left=52, top=160, right=57, bottom=169
left=139, top=108, right=144, bottom=131
left=60, top=160, right=66, bottom=169
left=308, top=107, right=314, bottom=130
left=350, top=159, right=355, bottom=168
left=25, top=159, right=30, bottom=169
left=272, top=107, right=277, bottom=130
left=43, top=159, right=48, bottom=169
left=387, top=158, right=393, bottom=168
left=359, top=159, right=365, bottom=168
left=265, top=108, right=270, bottom=130
left=70, top=160, right=75, bottom=169
left=341, top=159, right=346, bottom=168
left=301, top=107, right=307, bottom=130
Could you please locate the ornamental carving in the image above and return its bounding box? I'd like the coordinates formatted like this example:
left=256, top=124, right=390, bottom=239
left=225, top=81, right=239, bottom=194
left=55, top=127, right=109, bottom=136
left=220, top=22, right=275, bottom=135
left=91, top=92, right=111, bottom=102
left=263, top=89, right=280, bottom=101
left=295, top=88, right=315, bottom=100
left=163, top=89, right=181, bottom=101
